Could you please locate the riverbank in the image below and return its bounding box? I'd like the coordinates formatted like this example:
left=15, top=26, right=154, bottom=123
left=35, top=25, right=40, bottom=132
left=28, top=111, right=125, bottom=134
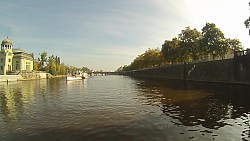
left=123, top=55, right=250, bottom=86
left=46, top=74, right=66, bottom=79
left=0, top=73, right=66, bottom=82
left=0, top=75, right=23, bottom=82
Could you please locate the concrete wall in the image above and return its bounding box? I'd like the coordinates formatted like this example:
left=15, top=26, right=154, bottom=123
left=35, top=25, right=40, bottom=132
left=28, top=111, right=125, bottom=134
left=123, top=64, right=185, bottom=80
left=123, top=56, right=250, bottom=85
left=0, top=75, right=23, bottom=82
left=0, top=72, right=49, bottom=82
left=19, top=71, right=49, bottom=79
left=233, top=55, right=250, bottom=83
left=187, top=59, right=234, bottom=82
left=39, top=72, right=47, bottom=79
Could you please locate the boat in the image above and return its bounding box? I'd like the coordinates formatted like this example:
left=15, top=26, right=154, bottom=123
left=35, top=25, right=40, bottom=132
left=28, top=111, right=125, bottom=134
left=66, top=71, right=88, bottom=81
left=66, top=75, right=85, bottom=81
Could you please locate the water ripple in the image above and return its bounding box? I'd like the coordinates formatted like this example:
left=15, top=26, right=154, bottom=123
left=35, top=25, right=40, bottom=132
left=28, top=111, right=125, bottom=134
left=0, top=76, right=250, bottom=141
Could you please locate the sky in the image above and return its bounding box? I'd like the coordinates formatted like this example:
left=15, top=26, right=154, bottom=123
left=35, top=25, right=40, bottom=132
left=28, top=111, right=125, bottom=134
left=0, top=0, right=249, bottom=71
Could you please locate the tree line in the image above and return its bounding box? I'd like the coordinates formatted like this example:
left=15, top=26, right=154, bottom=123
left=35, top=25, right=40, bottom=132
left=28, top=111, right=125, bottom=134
left=118, top=23, right=243, bottom=72
left=33, top=51, right=91, bottom=75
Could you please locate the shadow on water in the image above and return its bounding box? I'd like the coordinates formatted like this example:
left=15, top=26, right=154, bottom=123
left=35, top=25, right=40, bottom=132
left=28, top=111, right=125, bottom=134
left=130, top=77, right=250, bottom=139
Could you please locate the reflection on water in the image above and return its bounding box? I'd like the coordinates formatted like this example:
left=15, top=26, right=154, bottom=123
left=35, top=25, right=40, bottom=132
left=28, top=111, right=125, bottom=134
left=132, top=78, right=250, bottom=140
left=0, top=76, right=250, bottom=141
left=0, top=80, right=39, bottom=123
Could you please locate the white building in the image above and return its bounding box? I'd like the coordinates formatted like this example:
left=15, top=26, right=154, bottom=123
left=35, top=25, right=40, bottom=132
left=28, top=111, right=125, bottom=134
left=0, top=38, right=33, bottom=75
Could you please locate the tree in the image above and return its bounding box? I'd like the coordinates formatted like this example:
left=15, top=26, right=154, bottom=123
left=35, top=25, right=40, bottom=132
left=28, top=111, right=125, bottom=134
left=59, top=63, right=67, bottom=75
left=55, top=56, right=61, bottom=74
left=68, top=66, right=78, bottom=74
left=33, top=60, right=39, bottom=71
left=81, top=67, right=92, bottom=73
left=139, top=48, right=165, bottom=68
left=216, top=38, right=243, bottom=59
left=116, top=65, right=127, bottom=72
left=121, top=48, right=165, bottom=71
left=120, top=22, right=245, bottom=72
left=178, top=26, right=202, bottom=62
left=161, top=37, right=180, bottom=65
left=201, top=23, right=225, bottom=60
left=34, top=51, right=92, bottom=76
left=38, top=51, right=47, bottom=71
left=47, top=55, right=57, bottom=75
left=225, top=38, right=243, bottom=51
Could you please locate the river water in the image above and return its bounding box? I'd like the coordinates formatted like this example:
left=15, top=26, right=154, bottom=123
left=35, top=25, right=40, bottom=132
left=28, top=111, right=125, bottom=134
left=0, top=75, right=250, bottom=141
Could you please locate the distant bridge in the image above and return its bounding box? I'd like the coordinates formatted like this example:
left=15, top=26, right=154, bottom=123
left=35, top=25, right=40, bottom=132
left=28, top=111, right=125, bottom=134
left=92, top=71, right=120, bottom=76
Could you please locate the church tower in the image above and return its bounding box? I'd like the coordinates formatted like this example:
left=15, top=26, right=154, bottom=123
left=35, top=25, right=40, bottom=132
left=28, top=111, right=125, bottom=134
left=0, top=37, right=14, bottom=75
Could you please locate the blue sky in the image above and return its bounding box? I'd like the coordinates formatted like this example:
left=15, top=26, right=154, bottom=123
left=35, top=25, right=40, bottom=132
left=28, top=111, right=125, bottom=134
left=0, top=0, right=249, bottom=71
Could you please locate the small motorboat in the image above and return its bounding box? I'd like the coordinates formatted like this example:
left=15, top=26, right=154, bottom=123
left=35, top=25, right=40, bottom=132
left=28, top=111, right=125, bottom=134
left=66, top=71, right=88, bottom=81
left=66, top=75, right=85, bottom=81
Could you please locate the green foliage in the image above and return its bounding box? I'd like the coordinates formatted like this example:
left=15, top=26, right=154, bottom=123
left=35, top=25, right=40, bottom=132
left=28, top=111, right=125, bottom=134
left=38, top=51, right=47, bottom=71
left=178, top=26, right=202, bottom=62
left=224, top=38, right=243, bottom=51
left=60, top=63, right=67, bottom=75
left=162, top=37, right=180, bottom=64
left=201, top=23, right=225, bottom=60
left=47, top=55, right=58, bottom=75
left=81, top=67, right=92, bottom=73
left=119, top=22, right=244, bottom=72
left=33, top=60, right=39, bottom=71
left=35, top=52, right=91, bottom=76
left=67, top=66, right=78, bottom=73
left=122, top=48, right=165, bottom=71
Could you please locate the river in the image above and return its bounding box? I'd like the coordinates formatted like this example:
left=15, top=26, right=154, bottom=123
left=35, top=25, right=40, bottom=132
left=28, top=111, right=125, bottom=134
left=0, top=75, right=250, bottom=141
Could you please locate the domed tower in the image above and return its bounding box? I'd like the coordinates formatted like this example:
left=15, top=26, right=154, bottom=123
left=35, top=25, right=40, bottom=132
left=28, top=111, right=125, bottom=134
left=1, top=37, right=13, bottom=52
left=0, top=37, right=14, bottom=75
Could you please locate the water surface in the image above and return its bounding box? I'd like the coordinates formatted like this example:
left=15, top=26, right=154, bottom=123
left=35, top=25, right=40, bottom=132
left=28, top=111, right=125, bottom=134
left=0, top=76, right=250, bottom=141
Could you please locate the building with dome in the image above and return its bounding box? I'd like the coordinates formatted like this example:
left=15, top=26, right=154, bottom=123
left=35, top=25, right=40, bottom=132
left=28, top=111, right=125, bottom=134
left=0, top=37, right=33, bottom=75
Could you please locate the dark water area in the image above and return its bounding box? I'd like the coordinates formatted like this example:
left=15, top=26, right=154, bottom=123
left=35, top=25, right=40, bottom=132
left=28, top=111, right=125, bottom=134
left=0, top=76, right=250, bottom=141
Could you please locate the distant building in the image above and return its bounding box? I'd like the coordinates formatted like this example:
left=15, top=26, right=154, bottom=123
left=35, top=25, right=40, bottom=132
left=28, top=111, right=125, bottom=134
left=0, top=38, right=33, bottom=75
left=199, top=49, right=235, bottom=62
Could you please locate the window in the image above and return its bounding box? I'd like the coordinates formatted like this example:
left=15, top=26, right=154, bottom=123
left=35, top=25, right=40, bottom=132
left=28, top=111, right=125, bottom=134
left=0, top=58, right=3, bottom=63
left=0, top=66, right=3, bottom=70
left=16, top=61, right=19, bottom=70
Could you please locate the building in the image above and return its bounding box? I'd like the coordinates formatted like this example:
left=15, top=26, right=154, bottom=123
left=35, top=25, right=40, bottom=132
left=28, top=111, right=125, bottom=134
left=0, top=37, right=33, bottom=75
left=198, top=49, right=235, bottom=62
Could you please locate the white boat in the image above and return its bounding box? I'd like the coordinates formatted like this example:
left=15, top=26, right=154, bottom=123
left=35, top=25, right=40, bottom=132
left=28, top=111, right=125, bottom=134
left=66, top=76, right=85, bottom=81
left=66, top=71, right=88, bottom=81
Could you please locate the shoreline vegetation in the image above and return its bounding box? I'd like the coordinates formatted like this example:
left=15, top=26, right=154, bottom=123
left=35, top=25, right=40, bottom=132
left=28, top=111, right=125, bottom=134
left=33, top=51, right=92, bottom=77
left=46, top=74, right=66, bottom=79
left=116, top=23, right=244, bottom=72
left=20, top=75, right=66, bottom=80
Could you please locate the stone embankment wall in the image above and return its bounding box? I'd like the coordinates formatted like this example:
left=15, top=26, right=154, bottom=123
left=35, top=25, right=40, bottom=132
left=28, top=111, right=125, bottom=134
left=0, top=75, right=23, bottom=82
left=19, top=71, right=41, bottom=80
left=123, top=55, right=250, bottom=85
left=0, top=72, right=51, bottom=82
